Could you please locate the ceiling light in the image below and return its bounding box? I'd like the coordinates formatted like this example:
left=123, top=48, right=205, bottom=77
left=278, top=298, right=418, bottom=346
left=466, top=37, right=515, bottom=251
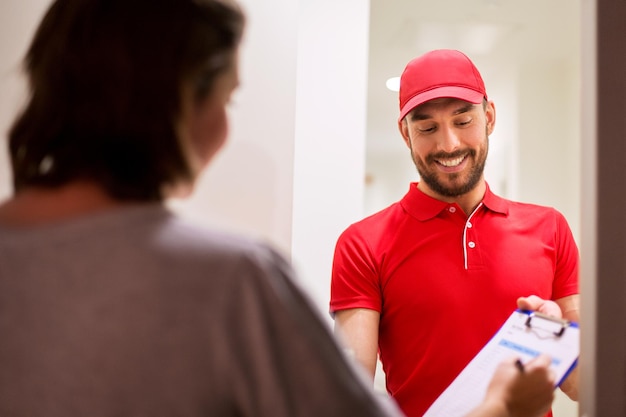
left=386, top=76, right=400, bottom=92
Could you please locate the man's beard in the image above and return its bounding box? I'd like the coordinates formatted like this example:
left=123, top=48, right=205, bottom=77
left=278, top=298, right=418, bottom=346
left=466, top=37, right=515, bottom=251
left=412, top=137, right=488, bottom=198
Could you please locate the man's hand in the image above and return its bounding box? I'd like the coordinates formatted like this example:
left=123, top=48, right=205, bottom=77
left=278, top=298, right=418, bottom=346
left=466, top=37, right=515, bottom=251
left=516, top=295, right=562, bottom=318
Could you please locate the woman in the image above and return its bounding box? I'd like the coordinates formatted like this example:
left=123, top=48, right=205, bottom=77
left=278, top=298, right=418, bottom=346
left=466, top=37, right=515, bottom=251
left=0, top=0, right=554, bottom=416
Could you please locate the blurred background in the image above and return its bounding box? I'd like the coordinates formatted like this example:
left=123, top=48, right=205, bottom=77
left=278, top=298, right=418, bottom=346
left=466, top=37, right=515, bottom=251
left=0, top=0, right=581, bottom=415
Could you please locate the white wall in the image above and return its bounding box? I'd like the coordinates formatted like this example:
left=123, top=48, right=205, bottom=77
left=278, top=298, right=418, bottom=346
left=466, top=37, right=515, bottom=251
left=171, top=0, right=300, bottom=258
left=291, top=0, right=370, bottom=323
left=0, top=0, right=51, bottom=199
left=517, top=58, right=582, bottom=242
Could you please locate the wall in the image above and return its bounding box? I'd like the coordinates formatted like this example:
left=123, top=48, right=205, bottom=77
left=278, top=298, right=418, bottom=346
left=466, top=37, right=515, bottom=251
left=517, top=59, right=582, bottom=241
left=0, top=0, right=51, bottom=199
left=170, top=0, right=300, bottom=257
left=290, top=0, right=370, bottom=323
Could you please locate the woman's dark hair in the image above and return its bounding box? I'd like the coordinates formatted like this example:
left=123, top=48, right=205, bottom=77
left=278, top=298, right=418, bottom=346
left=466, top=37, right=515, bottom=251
left=8, top=0, right=245, bottom=201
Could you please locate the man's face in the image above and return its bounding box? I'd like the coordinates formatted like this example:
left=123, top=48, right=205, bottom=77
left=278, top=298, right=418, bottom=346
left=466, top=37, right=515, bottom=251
left=398, top=98, right=495, bottom=199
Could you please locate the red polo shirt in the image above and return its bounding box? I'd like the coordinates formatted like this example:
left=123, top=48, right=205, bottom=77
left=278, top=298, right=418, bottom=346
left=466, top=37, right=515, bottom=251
left=330, top=183, right=579, bottom=417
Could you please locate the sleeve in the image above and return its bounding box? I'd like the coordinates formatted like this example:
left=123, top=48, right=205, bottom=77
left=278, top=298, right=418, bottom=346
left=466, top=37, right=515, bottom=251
left=329, top=225, right=383, bottom=315
left=551, top=210, right=580, bottom=300
left=225, top=244, right=403, bottom=417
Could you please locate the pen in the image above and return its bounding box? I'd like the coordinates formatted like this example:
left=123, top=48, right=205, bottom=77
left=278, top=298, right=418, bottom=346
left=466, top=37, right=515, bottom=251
left=515, top=358, right=525, bottom=372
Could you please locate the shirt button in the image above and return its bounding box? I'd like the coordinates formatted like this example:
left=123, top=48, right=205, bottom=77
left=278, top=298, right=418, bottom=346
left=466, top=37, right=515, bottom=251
left=468, top=241, right=476, bottom=248
left=449, top=207, right=456, bottom=213
left=466, top=221, right=473, bottom=228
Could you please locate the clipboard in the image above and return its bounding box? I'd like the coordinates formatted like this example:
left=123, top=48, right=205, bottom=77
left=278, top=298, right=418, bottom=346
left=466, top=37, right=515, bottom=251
left=423, top=309, right=579, bottom=417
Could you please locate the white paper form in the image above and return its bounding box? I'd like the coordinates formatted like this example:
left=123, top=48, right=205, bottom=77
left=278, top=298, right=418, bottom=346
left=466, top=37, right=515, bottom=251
left=423, top=309, right=579, bottom=417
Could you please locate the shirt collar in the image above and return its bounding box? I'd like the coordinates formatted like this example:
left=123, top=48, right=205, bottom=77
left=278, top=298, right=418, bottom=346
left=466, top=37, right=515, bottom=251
left=400, top=182, right=509, bottom=221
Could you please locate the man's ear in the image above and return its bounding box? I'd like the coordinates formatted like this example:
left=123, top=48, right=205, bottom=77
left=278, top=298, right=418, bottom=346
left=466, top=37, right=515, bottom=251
left=398, top=119, right=411, bottom=148
left=485, top=100, right=496, bottom=136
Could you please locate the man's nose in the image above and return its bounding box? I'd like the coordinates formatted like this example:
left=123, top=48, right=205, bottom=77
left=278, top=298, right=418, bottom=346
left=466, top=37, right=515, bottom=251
left=437, top=126, right=461, bottom=153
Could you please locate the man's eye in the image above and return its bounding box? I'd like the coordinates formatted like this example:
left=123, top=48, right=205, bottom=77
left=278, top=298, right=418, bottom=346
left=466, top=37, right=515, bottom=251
left=418, top=126, right=436, bottom=133
left=456, top=119, right=472, bottom=126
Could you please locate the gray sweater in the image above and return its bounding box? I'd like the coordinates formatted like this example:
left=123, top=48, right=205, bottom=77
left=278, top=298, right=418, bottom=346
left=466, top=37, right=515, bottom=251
left=0, top=204, right=400, bottom=417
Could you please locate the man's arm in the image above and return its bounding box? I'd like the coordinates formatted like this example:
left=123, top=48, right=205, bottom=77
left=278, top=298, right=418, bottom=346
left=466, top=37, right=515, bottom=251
left=333, top=308, right=380, bottom=379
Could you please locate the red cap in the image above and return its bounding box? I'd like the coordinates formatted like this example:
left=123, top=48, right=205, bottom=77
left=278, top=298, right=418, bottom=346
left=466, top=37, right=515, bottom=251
left=398, top=49, right=487, bottom=121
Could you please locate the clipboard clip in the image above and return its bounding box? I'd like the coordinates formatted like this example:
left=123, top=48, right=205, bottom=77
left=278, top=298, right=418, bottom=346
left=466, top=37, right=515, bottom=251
left=524, top=311, right=571, bottom=337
